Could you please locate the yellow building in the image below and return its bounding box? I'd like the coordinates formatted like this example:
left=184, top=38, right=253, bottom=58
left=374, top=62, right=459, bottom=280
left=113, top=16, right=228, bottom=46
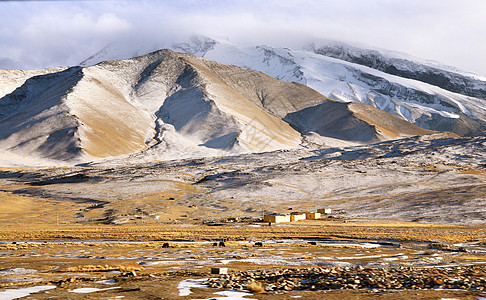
left=264, top=214, right=291, bottom=223
left=290, top=213, right=306, bottom=222
left=305, top=212, right=321, bottom=220
left=317, top=208, right=332, bottom=214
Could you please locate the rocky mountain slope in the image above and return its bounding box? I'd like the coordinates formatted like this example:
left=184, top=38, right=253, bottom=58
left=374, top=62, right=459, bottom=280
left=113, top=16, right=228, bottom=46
left=0, top=50, right=434, bottom=166
left=79, top=35, right=486, bottom=137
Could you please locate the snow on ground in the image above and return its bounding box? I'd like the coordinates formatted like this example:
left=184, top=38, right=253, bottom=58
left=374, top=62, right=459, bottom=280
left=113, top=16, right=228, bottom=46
left=0, top=268, right=37, bottom=276
left=0, top=285, right=56, bottom=299
left=204, top=290, right=257, bottom=300
left=11, top=134, right=476, bottom=224
left=177, top=278, right=208, bottom=296
left=177, top=277, right=255, bottom=300
left=69, top=287, right=120, bottom=294
left=0, top=150, right=70, bottom=167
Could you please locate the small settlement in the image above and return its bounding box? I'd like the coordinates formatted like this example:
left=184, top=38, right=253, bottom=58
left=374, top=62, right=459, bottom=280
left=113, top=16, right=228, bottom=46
left=264, top=208, right=332, bottom=223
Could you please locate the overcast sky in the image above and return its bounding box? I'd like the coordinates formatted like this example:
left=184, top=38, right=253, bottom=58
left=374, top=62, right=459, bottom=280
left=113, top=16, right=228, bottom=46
left=1, top=0, right=485, bottom=76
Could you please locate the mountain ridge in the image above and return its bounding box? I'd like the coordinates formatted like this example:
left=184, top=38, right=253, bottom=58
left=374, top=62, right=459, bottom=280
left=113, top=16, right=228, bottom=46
left=0, top=49, right=438, bottom=166
left=75, top=35, right=486, bottom=137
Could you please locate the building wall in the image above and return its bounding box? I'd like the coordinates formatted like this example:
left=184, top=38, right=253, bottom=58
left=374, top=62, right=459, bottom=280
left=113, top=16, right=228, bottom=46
left=305, top=212, right=321, bottom=220
left=264, top=215, right=291, bottom=223
left=318, top=208, right=332, bottom=214
left=290, top=214, right=306, bottom=221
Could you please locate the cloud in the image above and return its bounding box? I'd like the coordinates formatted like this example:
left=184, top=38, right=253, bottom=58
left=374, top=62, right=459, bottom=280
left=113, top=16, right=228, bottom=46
left=0, top=2, right=134, bottom=68
left=0, top=0, right=485, bottom=76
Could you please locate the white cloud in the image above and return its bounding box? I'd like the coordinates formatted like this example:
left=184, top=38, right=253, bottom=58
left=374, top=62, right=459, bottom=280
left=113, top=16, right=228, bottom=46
left=0, top=0, right=485, bottom=76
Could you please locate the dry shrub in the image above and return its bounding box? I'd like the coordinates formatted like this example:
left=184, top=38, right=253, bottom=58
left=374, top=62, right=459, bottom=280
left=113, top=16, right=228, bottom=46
left=246, top=282, right=265, bottom=293
left=119, top=265, right=144, bottom=272
left=428, top=243, right=447, bottom=250
left=456, top=254, right=486, bottom=260
left=66, top=265, right=110, bottom=272
left=2, top=245, right=18, bottom=250
left=65, top=264, right=144, bottom=272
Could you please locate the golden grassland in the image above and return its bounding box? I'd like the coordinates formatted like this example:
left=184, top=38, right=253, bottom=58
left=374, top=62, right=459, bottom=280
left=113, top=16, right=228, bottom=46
left=458, top=168, right=486, bottom=175
left=0, top=222, right=484, bottom=299
left=0, top=220, right=483, bottom=244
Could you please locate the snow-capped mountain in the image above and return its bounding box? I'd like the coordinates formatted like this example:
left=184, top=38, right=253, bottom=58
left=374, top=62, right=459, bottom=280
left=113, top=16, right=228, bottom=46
left=307, top=40, right=486, bottom=99
left=80, top=35, right=486, bottom=137
left=0, top=49, right=434, bottom=165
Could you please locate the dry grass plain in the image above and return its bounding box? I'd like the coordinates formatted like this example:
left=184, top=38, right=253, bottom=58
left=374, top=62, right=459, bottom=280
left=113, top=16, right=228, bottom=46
left=0, top=220, right=485, bottom=299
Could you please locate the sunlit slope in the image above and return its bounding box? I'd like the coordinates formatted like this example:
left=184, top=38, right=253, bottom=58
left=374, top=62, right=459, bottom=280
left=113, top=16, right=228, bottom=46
left=65, top=66, right=155, bottom=158
left=190, top=55, right=434, bottom=143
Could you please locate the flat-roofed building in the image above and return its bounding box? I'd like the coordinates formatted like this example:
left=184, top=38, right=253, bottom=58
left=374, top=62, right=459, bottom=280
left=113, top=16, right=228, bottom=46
left=264, top=214, right=291, bottom=223
left=305, top=212, right=321, bottom=220
left=317, top=208, right=332, bottom=214
left=290, top=213, right=306, bottom=222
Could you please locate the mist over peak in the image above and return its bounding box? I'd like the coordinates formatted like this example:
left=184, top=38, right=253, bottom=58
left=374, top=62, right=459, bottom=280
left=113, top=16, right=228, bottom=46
left=1, top=0, right=485, bottom=76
